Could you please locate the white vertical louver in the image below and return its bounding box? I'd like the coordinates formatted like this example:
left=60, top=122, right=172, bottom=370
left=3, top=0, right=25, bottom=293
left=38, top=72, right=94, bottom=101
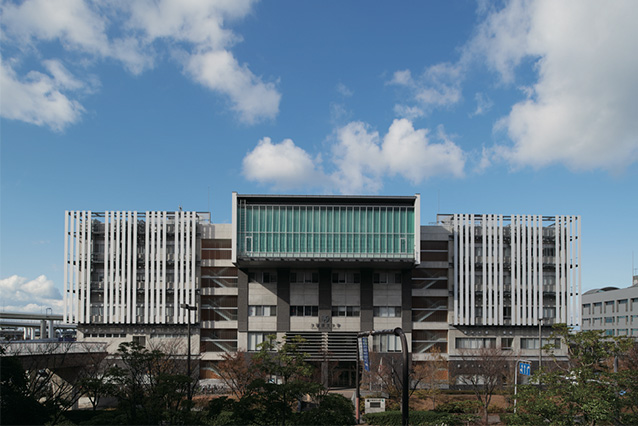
left=63, top=211, right=92, bottom=324
left=64, top=211, right=199, bottom=325
left=452, top=214, right=580, bottom=327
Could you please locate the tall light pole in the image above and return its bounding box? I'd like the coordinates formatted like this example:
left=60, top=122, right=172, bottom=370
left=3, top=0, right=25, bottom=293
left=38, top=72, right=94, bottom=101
left=181, top=303, right=197, bottom=401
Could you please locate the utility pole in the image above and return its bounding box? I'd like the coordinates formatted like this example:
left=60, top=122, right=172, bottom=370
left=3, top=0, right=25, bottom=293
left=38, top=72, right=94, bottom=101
left=181, top=303, right=197, bottom=401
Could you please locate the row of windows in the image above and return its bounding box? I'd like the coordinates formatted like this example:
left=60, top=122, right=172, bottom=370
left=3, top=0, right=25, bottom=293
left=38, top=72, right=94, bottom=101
left=583, top=298, right=638, bottom=315
left=455, top=337, right=560, bottom=350
left=583, top=315, right=638, bottom=326
left=247, top=305, right=403, bottom=318
left=245, top=271, right=402, bottom=284
left=290, top=305, right=318, bottom=317
left=248, top=305, right=276, bottom=317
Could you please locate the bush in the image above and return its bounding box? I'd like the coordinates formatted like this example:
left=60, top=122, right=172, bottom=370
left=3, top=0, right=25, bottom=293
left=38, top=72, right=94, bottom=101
left=436, top=399, right=481, bottom=414
left=296, top=394, right=355, bottom=425
left=363, top=410, right=464, bottom=426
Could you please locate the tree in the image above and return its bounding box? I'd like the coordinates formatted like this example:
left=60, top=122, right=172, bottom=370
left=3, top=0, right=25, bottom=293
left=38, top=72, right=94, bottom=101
left=108, top=341, right=195, bottom=425
left=4, top=340, right=108, bottom=425
left=0, top=350, right=49, bottom=425
left=216, top=350, right=265, bottom=399
left=417, top=346, right=448, bottom=409
left=509, top=325, right=636, bottom=426
left=238, top=335, right=323, bottom=426
left=452, top=345, right=514, bottom=425
left=76, top=343, right=113, bottom=411
left=364, top=351, right=445, bottom=410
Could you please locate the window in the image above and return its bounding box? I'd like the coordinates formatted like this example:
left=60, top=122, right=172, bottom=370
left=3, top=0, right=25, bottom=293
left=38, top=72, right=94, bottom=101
left=501, top=338, right=513, bottom=350
left=248, top=271, right=277, bottom=283
left=618, top=299, right=628, bottom=312
left=605, top=301, right=615, bottom=314
left=455, top=338, right=496, bottom=349
left=605, top=329, right=615, bottom=336
left=290, top=271, right=318, bottom=283
left=132, top=336, right=146, bottom=347
left=593, top=302, right=602, bottom=314
left=617, top=315, right=627, bottom=325
left=582, top=303, right=591, bottom=315
left=373, top=272, right=402, bottom=284
left=331, top=306, right=360, bottom=317
left=605, top=317, right=614, bottom=324
left=332, top=272, right=360, bottom=283
left=520, top=338, right=560, bottom=350
left=372, top=334, right=402, bottom=352
left=248, top=333, right=274, bottom=351
left=290, top=305, right=318, bottom=317
left=542, top=307, right=556, bottom=319
left=248, top=305, right=277, bottom=316
left=373, top=306, right=401, bottom=317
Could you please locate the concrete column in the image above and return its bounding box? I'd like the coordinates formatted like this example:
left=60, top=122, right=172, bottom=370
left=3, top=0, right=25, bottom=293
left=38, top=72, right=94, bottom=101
left=277, top=268, right=290, bottom=332
left=40, top=320, right=46, bottom=339
left=401, top=270, right=412, bottom=332
left=318, top=269, right=332, bottom=325
left=360, top=269, right=374, bottom=332
left=237, top=269, right=249, bottom=332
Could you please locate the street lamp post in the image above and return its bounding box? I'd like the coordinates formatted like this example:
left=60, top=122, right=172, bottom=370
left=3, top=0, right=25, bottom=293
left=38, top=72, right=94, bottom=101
left=181, top=303, right=197, bottom=401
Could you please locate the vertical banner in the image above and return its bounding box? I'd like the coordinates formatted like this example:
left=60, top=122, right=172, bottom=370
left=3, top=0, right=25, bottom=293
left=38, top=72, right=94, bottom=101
left=361, top=336, right=370, bottom=372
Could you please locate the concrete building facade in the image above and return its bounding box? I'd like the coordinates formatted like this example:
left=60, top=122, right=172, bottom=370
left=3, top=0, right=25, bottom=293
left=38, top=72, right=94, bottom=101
left=64, top=193, right=581, bottom=382
left=581, top=279, right=638, bottom=337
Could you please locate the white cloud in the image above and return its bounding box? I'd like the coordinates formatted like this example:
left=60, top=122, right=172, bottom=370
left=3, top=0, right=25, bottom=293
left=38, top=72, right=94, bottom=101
left=330, top=122, right=386, bottom=193
left=336, top=82, right=353, bottom=98
left=0, top=0, right=279, bottom=129
left=243, top=119, right=466, bottom=193
left=393, top=104, right=425, bottom=120
left=466, top=0, right=533, bottom=84
left=186, top=50, right=280, bottom=124
left=0, top=60, right=86, bottom=131
left=389, top=63, right=463, bottom=116
left=242, top=137, right=324, bottom=189
left=0, top=275, right=63, bottom=314
left=470, top=92, right=493, bottom=117
left=382, top=119, right=465, bottom=183
left=486, top=0, right=638, bottom=171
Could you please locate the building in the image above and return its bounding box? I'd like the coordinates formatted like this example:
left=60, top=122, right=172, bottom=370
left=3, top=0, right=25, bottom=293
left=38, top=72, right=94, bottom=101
left=64, top=193, right=581, bottom=383
left=581, top=278, right=638, bottom=337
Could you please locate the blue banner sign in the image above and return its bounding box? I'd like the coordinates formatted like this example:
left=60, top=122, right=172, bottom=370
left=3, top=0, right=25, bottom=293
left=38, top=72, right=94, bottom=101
left=361, top=337, right=370, bottom=372
left=519, top=362, right=531, bottom=376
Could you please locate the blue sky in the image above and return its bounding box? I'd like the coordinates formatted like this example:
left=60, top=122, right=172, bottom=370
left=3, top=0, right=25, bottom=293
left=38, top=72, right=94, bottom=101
left=1, top=0, right=637, bottom=314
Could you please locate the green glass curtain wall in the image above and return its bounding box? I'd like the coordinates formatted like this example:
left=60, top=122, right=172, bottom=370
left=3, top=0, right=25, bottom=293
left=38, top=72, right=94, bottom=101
left=237, top=204, right=415, bottom=259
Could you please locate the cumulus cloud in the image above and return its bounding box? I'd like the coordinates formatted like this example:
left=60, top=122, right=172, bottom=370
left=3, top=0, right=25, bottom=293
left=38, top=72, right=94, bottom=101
left=490, top=0, right=638, bottom=171
left=243, top=119, right=466, bottom=193
left=389, top=63, right=463, bottom=115
left=186, top=50, right=280, bottom=124
left=0, top=60, right=86, bottom=131
left=388, top=1, right=638, bottom=172
left=0, top=275, right=63, bottom=314
left=243, top=137, right=325, bottom=189
left=0, top=0, right=279, bottom=129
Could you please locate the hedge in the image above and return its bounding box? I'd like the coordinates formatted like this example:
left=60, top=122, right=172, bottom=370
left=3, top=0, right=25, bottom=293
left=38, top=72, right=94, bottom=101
left=363, top=410, right=472, bottom=426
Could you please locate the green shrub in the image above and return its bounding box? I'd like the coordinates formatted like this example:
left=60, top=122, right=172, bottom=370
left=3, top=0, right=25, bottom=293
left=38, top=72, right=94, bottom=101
left=363, top=410, right=464, bottom=426
left=436, top=399, right=481, bottom=414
